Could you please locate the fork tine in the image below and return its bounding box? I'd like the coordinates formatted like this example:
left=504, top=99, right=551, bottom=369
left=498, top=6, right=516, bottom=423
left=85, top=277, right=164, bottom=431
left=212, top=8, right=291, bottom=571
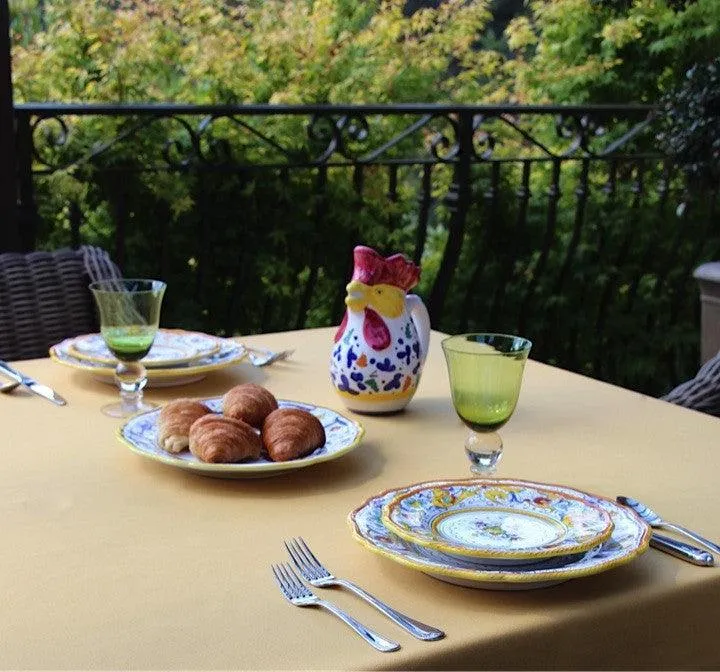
left=271, top=564, right=290, bottom=598
left=280, top=562, right=312, bottom=598
left=286, top=538, right=321, bottom=580
left=296, top=537, right=326, bottom=573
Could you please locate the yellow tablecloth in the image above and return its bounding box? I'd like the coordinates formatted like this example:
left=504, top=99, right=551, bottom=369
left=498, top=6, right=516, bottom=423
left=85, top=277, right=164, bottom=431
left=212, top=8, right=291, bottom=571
left=2, top=328, right=720, bottom=669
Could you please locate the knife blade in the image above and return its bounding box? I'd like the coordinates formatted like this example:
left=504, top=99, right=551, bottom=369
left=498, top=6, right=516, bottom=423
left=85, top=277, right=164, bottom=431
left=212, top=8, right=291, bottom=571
left=650, top=533, right=714, bottom=566
left=0, top=360, right=67, bottom=406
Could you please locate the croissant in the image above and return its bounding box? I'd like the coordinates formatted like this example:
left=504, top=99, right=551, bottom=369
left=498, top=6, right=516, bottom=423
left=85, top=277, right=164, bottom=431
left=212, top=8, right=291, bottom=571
left=223, top=383, right=279, bottom=428
left=158, top=398, right=212, bottom=454
left=262, top=408, right=326, bottom=462
left=188, top=414, right=262, bottom=463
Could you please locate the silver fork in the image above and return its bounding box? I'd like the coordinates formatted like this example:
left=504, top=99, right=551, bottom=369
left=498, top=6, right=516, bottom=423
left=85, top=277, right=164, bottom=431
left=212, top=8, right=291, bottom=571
left=271, top=563, right=400, bottom=652
left=285, top=537, right=444, bottom=641
left=247, top=347, right=294, bottom=367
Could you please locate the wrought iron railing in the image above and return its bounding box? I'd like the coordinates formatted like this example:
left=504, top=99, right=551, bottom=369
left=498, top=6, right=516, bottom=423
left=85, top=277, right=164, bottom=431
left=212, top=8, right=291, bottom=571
left=10, top=103, right=720, bottom=394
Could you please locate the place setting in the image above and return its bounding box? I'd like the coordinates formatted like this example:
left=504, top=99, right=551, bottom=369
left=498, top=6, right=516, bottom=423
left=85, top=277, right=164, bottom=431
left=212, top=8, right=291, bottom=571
left=343, top=324, right=717, bottom=592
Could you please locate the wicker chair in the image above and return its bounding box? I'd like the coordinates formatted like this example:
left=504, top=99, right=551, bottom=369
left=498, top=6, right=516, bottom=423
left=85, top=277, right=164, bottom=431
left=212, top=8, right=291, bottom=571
left=0, top=246, right=121, bottom=361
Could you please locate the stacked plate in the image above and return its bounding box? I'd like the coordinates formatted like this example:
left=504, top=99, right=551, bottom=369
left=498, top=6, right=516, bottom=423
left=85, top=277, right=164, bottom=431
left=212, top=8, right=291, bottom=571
left=50, top=328, right=247, bottom=387
left=348, top=478, right=651, bottom=590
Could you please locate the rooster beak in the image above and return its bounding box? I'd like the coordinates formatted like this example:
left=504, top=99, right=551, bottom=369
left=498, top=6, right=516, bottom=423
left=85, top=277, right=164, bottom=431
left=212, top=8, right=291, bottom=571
left=345, top=280, right=368, bottom=311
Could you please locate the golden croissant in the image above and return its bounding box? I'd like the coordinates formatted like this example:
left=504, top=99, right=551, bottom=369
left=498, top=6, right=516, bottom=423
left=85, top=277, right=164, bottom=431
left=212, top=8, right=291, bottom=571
left=157, top=398, right=212, bottom=454
left=223, top=383, right=279, bottom=428
left=188, top=414, right=262, bottom=463
left=262, top=408, right=326, bottom=462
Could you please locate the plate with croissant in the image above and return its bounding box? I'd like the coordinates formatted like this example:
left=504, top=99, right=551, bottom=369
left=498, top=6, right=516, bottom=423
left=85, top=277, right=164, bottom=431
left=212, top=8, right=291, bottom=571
left=117, top=383, right=365, bottom=478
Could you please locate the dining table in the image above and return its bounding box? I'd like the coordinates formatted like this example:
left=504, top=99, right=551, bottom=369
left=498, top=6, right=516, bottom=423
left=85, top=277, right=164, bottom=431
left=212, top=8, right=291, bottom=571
left=2, top=326, right=720, bottom=670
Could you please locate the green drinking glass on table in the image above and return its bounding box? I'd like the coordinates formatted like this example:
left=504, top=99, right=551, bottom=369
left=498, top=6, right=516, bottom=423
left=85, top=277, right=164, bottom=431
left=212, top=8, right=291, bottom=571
left=442, top=333, right=532, bottom=476
left=89, top=279, right=166, bottom=418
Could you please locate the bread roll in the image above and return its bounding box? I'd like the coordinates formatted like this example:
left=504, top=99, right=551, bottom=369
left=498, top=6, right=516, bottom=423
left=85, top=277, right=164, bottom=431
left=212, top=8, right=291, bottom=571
left=262, top=408, right=326, bottom=462
left=158, top=398, right=212, bottom=454
left=223, top=383, right=279, bottom=428
left=188, top=414, right=262, bottom=463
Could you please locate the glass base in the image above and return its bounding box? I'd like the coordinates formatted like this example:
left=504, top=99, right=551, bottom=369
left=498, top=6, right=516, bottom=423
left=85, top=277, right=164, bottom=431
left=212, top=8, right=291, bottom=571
left=101, top=399, right=157, bottom=418
left=465, top=431, right=503, bottom=476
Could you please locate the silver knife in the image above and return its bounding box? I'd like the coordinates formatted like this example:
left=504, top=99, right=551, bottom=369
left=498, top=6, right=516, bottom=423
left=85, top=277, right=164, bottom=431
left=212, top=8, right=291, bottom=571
left=650, top=533, right=714, bottom=566
left=0, top=360, right=67, bottom=406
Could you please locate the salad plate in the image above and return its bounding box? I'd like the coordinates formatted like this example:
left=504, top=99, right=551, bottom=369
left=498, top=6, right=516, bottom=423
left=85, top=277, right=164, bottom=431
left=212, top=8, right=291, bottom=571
left=68, top=329, right=221, bottom=368
left=349, top=479, right=650, bottom=590
left=381, top=480, right=613, bottom=565
left=50, top=337, right=247, bottom=387
left=118, top=398, right=365, bottom=478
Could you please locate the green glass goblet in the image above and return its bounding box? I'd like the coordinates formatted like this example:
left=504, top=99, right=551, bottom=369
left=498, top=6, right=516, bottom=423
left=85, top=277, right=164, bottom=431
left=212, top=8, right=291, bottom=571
left=442, top=333, right=532, bottom=476
left=89, top=279, right=166, bottom=418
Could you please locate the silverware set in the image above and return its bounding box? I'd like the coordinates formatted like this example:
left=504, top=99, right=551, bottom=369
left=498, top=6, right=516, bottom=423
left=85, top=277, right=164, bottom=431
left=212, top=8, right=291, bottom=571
left=616, top=496, right=718, bottom=566
left=247, top=347, right=294, bottom=367
left=272, top=537, right=444, bottom=652
left=0, top=360, right=67, bottom=405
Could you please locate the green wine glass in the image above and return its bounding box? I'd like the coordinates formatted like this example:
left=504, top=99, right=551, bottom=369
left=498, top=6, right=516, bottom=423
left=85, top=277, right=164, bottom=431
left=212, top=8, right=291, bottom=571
left=442, top=333, right=532, bottom=476
left=89, top=279, right=166, bottom=418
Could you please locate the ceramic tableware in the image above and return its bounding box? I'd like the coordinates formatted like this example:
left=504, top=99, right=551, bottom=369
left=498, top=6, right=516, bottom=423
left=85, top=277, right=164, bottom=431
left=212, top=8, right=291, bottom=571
left=348, top=479, right=651, bottom=590
left=68, top=329, right=221, bottom=368
left=381, top=480, right=614, bottom=566
left=330, top=246, right=431, bottom=414
left=50, top=337, right=247, bottom=387
left=118, top=397, right=364, bottom=478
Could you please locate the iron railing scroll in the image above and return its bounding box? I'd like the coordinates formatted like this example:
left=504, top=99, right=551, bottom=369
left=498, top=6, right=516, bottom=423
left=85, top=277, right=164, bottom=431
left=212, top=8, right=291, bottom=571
left=10, top=103, right=720, bottom=395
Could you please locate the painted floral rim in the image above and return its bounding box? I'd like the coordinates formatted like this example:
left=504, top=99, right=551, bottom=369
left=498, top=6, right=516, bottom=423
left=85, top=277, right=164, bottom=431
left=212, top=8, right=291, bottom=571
left=49, top=337, right=247, bottom=379
left=381, top=479, right=614, bottom=561
left=348, top=478, right=651, bottom=585
left=117, top=397, right=365, bottom=477
left=68, top=328, right=222, bottom=368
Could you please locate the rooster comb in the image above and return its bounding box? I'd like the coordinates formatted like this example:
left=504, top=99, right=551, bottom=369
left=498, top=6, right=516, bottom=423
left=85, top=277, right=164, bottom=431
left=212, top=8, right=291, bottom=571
left=351, top=245, right=420, bottom=291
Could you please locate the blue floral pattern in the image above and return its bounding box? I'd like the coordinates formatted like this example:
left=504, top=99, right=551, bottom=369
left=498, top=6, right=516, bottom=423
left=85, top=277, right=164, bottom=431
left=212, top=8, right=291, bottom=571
left=348, top=480, right=651, bottom=588
left=119, top=397, right=364, bottom=477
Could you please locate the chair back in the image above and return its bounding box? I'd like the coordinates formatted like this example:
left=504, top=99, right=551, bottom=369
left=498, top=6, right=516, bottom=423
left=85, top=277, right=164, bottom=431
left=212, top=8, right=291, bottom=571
left=0, top=246, right=121, bottom=361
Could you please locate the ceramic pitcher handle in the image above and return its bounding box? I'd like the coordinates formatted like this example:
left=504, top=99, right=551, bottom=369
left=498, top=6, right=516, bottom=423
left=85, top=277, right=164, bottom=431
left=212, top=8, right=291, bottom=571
left=406, top=294, right=431, bottom=364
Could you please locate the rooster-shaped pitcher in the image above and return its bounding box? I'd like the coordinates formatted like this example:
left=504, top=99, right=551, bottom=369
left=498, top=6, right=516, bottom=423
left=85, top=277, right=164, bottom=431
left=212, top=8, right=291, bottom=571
left=330, top=245, right=431, bottom=413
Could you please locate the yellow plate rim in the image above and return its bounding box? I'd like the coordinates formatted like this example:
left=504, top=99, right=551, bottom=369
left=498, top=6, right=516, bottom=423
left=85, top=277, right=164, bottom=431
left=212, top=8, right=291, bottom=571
left=116, top=399, right=365, bottom=475
left=49, top=341, right=247, bottom=379
left=380, top=479, right=614, bottom=561
left=348, top=478, right=651, bottom=584
left=67, top=328, right=222, bottom=368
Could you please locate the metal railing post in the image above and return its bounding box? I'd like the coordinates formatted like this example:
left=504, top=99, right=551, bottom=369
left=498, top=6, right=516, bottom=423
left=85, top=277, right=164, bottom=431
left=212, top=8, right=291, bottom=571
left=0, top=0, right=19, bottom=251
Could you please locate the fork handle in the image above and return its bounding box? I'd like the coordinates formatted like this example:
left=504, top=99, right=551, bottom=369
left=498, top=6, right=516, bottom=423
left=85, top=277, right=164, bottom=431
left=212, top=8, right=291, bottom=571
left=661, top=523, right=720, bottom=555
left=317, top=599, right=400, bottom=652
left=336, top=578, right=445, bottom=641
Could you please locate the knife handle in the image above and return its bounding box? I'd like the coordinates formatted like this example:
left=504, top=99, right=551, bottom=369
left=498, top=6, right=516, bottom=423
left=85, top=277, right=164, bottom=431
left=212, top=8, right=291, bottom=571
left=0, top=360, right=28, bottom=384
left=650, top=533, right=714, bottom=566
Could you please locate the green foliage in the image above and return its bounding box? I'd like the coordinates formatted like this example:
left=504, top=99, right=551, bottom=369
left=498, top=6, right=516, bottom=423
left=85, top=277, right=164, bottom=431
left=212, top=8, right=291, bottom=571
left=9, top=0, right=720, bottom=396
left=658, top=56, right=720, bottom=188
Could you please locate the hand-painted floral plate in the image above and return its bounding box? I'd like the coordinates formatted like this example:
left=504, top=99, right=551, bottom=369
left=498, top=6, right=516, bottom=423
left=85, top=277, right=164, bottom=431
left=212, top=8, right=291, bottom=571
left=381, top=480, right=614, bottom=565
left=349, top=479, right=650, bottom=590
left=68, top=329, right=221, bottom=368
left=50, top=337, right=246, bottom=387
left=118, top=398, right=364, bottom=478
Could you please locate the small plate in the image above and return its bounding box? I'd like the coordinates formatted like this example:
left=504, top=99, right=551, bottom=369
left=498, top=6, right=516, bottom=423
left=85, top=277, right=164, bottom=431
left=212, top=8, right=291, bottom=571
left=381, top=480, right=614, bottom=564
left=349, top=479, right=650, bottom=590
left=50, top=337, right=246, bottom=387
left=68, top=329, right=221, bottom=368
left=118, top=398, right=364, bottom=478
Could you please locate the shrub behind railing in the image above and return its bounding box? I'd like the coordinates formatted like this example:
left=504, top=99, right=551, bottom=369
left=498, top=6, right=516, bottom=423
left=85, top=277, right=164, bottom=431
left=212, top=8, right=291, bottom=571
left=15, top=103, right=720, bottom=396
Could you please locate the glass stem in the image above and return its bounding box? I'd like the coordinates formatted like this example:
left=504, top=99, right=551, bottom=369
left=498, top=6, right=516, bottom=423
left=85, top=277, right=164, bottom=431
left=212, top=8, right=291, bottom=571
left=465, top=431, right=503, bottom=476
left=115, top=361, right=148, bottom=416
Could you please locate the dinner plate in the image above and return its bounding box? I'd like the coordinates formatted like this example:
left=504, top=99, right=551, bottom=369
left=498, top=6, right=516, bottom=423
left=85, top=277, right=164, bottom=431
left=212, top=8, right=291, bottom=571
left=349, top=479, right=650, bottom=590
left=68, top=329, right=221, bottom=368
left=381, top=480, right=613, bottom=565
left=118, top=397, right=365, bottom=478
left=50, top=337, right=247, bottom=387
